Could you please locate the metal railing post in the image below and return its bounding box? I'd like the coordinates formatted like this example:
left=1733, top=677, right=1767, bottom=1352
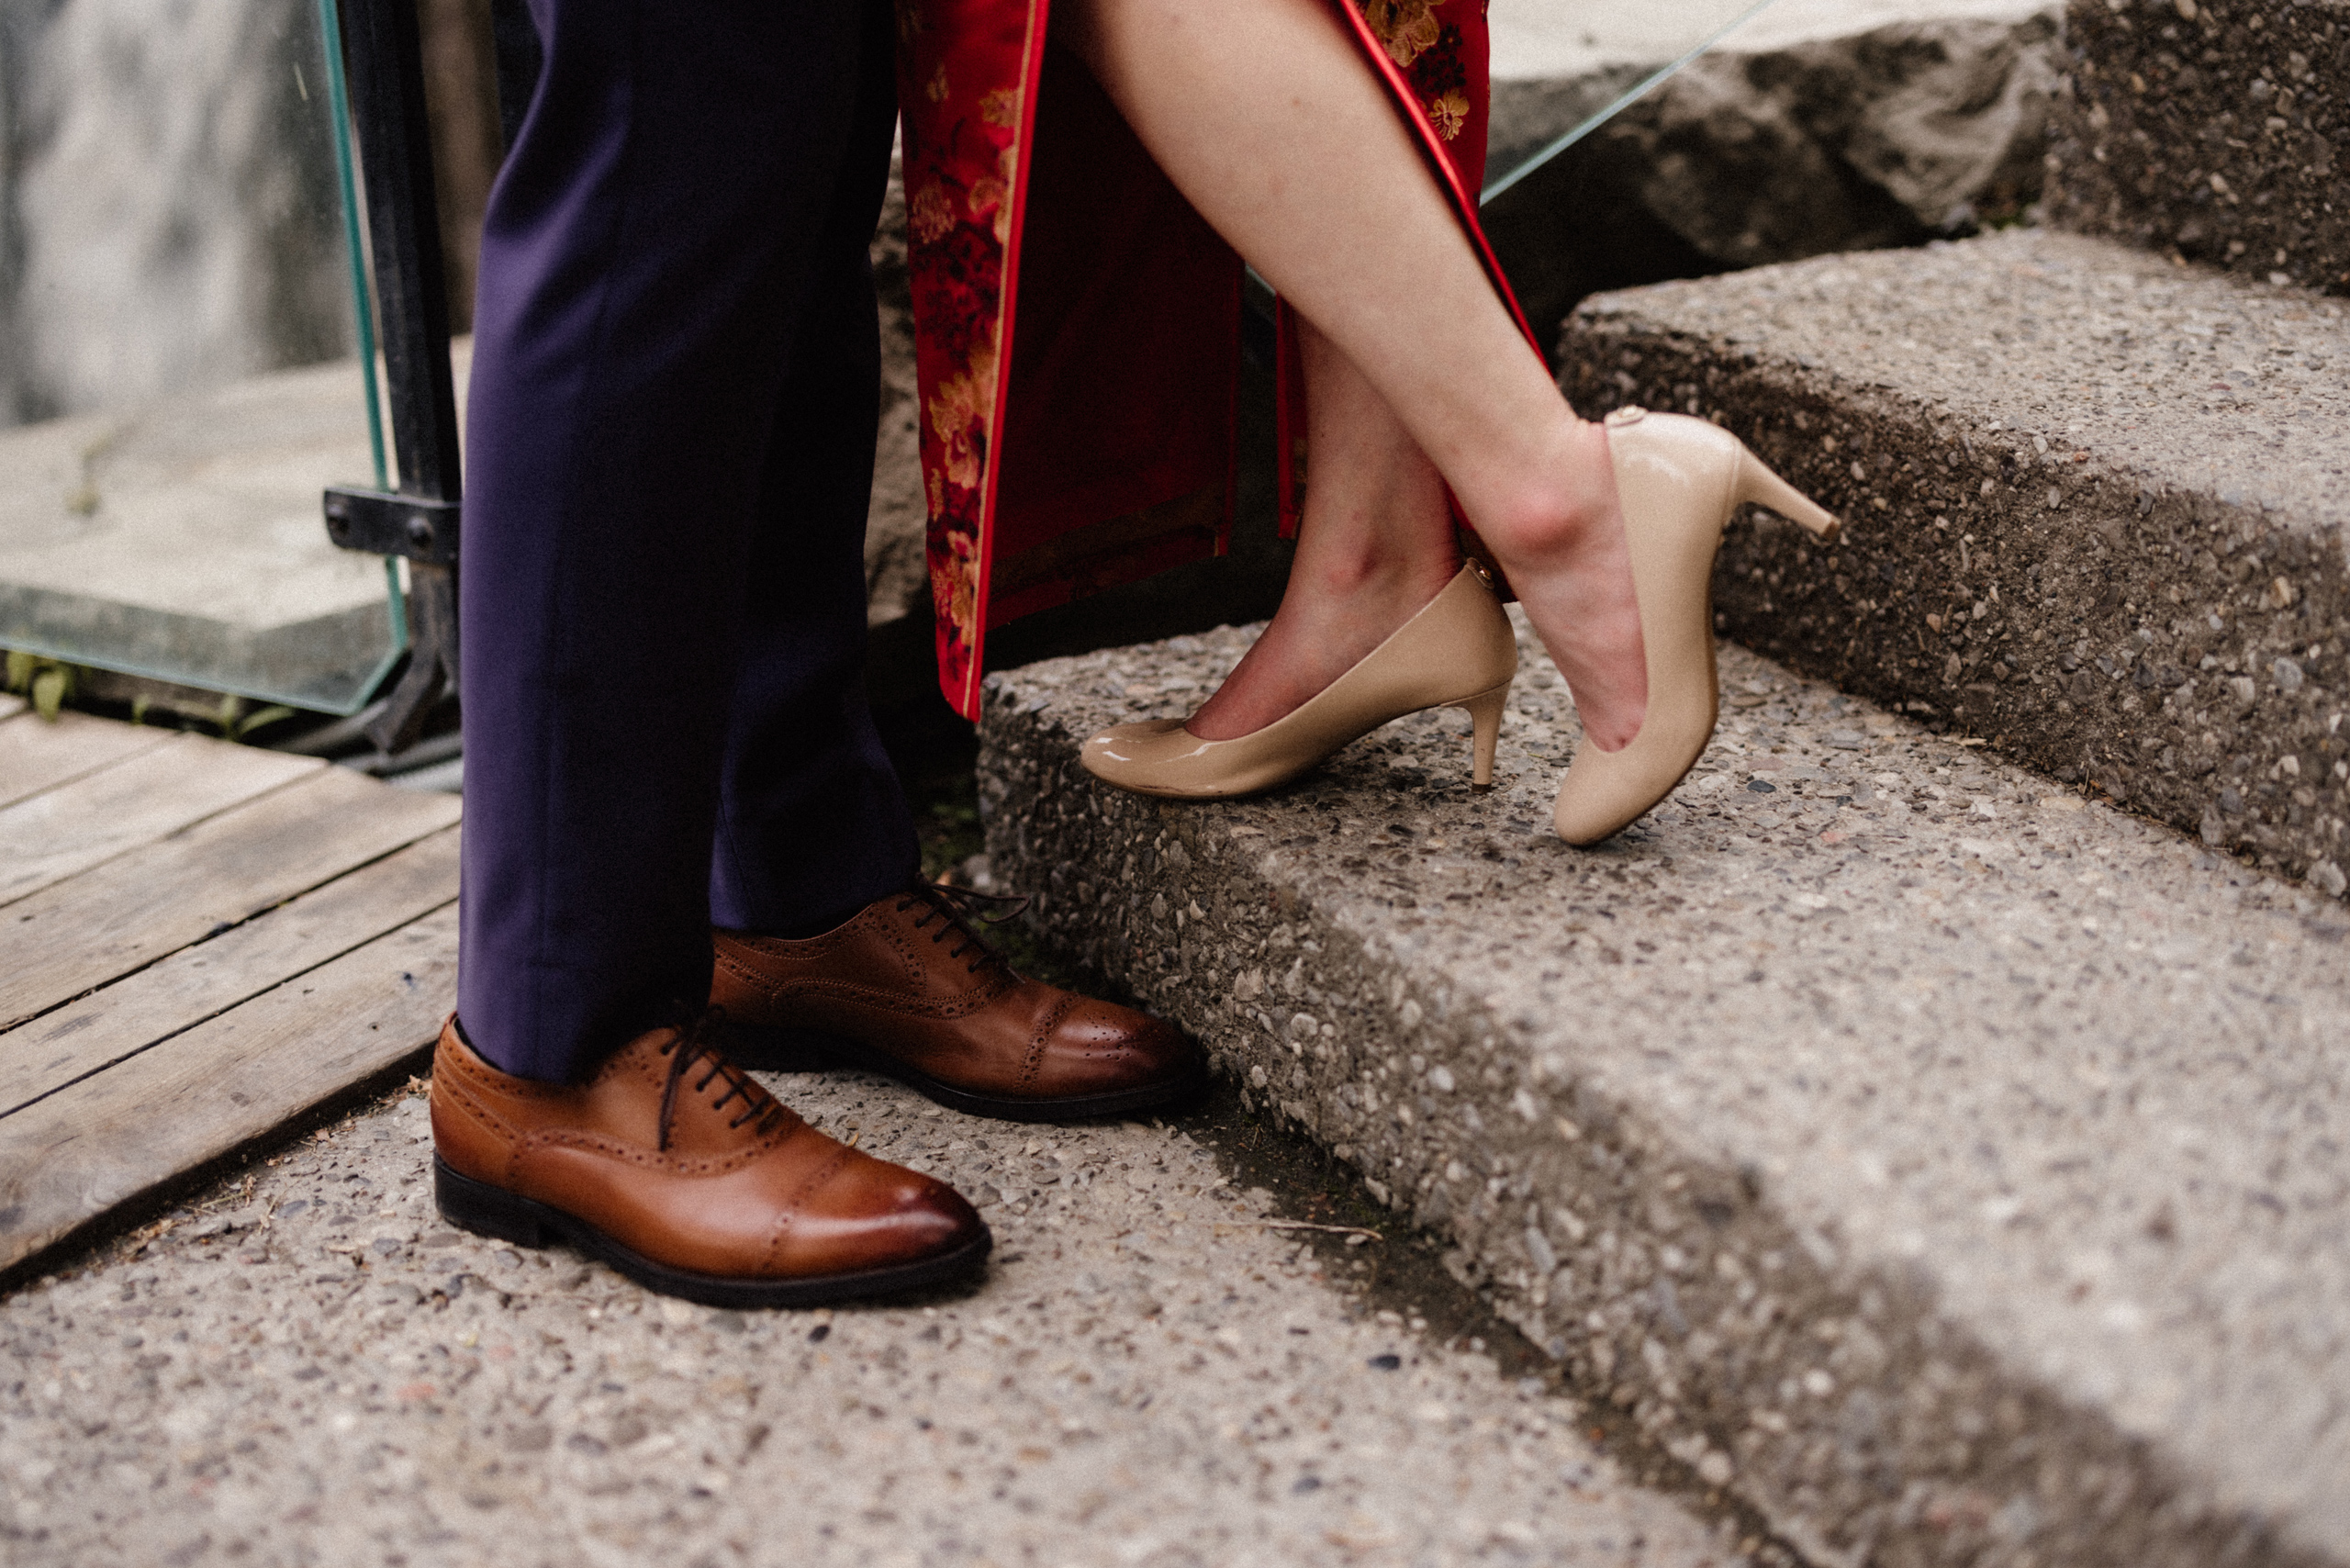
left=322, top=0, right=462, bottom=754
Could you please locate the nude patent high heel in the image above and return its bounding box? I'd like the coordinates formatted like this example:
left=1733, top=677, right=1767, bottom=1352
left=1080, top=561, right=1516, bottom=799
left=1553, top=408, right=1840, bottom=846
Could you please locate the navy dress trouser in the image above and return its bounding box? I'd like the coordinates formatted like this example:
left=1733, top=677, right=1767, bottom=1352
left=456, top=0, right=919, bottom=1082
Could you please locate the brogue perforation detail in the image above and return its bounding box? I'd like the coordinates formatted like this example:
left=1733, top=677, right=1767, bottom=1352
left=518, top=1128, right=784, bottom=1179
left=794, top=976, right=1015, bottom=1021
left=762, top=1131, right=856, bottom=1270
left=864, top=921, right=925, bottom=993
left=1022, top=992, right=1080, bottom=1089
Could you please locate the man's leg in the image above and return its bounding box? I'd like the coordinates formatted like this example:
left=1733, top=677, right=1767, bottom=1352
left=440, top=0, right=988, bottom=1304
left=458, top=0, right=894, bottom=1081
left=699, top=37, right=1202, bottom=1122
left=707, top=37, right=919, bottom=940
left=707, top=255, right=1208, bottom=1119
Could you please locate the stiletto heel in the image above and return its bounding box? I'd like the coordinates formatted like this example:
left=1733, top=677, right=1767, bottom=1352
left=1552, top=408, right=1839, bottom=846
left=1738, top=449, right=1840, bottom=543
left=1458, top=683, right=1507, bottom=790
left=1081, top=561, right=1517, bottom=799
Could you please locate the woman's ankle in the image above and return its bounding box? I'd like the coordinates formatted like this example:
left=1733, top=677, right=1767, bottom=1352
left=1461, top=418, right=1615, bottom=567
left=1289, top=541, right=1459, bottom=612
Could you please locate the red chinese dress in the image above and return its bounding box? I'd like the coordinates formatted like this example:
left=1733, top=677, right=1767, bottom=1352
left=897, top=0, right=1533, bottom=717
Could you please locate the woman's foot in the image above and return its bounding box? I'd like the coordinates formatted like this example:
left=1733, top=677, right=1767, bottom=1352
left=1187, top=547, right=1461, bottom=740
left=1080, top=561, right=1516, bottom=798
left=1550, top=409, right=1837, bottom=843
left=1192, top=418, right=1648, bottom=750
left=1474, top=418, right=1648, bottom=753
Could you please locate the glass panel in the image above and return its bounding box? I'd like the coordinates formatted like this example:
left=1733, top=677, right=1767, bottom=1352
left=1484, top=0, right=1780, bottom=201
left=0, top=0, right=403, bottom=715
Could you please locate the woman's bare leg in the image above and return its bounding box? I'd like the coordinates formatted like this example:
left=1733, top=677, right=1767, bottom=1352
left=1060, top=0, right=1648, bottom=749
left=1186, top=319, right=1458, bottom=740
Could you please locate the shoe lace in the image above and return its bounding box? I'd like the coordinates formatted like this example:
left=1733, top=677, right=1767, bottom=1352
left=893, top=882, right=1031, bottom=976
left=655, top=1007, right=786, bottom=1152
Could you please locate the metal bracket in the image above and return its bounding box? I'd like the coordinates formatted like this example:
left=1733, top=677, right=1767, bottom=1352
left=365, top=563, right=459, bottom=756
left=324, top=487, right=459, bottom=565
left=323, top=485, right=459, bottom=754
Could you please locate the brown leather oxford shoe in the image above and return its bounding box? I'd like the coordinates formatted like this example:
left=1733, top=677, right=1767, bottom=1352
left=431, top=1014, right=989, bottom=1307
left=711, top=884, right=1204, bottom=1122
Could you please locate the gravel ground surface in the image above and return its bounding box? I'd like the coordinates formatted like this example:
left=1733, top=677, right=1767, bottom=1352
left=0, top=1072, right=1753, bottom=1568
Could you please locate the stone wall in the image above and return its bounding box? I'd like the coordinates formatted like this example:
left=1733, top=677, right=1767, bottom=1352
left=1587, top=3, right=2062, bottom=266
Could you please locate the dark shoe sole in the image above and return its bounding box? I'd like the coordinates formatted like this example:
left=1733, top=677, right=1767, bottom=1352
left=721, top=1022, right=1209, bottom=1124
left=433, top=1158, right=991, bottom=1309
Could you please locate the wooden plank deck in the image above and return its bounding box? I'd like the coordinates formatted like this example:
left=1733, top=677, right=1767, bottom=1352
left=0, top=700, right=460, bottom=1278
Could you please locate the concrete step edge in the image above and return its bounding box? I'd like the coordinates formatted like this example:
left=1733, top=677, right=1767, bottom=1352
left=1556, top=228, right=2350, bottom=906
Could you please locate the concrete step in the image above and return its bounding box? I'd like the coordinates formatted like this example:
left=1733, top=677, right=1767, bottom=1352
left=977, top=617, right=2350, bottom=1568
left=1556, top=225, right=2350, bottom=902
left=2048, top=0, right=2349, bottom=295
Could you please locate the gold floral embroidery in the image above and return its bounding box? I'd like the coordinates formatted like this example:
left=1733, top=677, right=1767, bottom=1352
left=909, top=182, right=957, bottom=244
left=926, top=62, right=950, bottom=104
left=938, top=529, right=982, bottom=646
left=1361, top=0, right=1439, bottom=68
left=1426, top=88, right=1468, bottom=141
left=925, top=348, right=998, bottom=492
left=980, top=87, right=1021, bottom=128
left=1359, top=0, right=1470, bottom=141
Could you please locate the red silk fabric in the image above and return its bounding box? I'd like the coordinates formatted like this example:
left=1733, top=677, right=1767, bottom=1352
left=897, top=0, right=1529, bottom=717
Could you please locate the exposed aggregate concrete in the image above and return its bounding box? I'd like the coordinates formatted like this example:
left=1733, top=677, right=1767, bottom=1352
left=1558, top=227, right=2350, bottom=900
left=978, top=612, right=2350, bottom=1568
left=0, top=1075, right=1745, bottom=1568
left=2047, top=0, right=2350, bottom=294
